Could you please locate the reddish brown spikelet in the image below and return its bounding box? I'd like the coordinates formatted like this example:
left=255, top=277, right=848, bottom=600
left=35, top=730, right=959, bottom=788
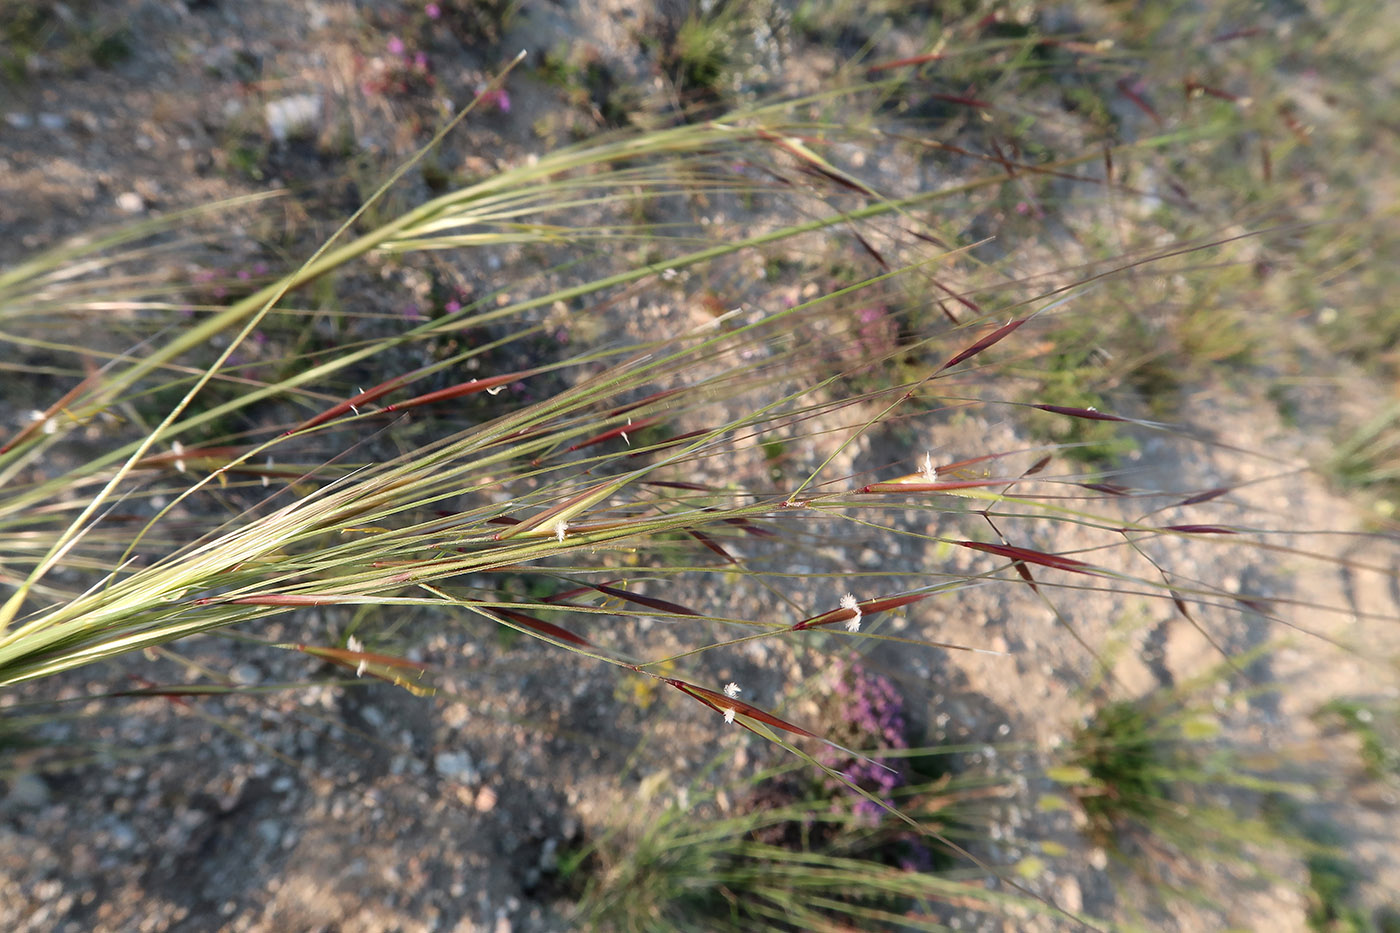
left=852, top=230, right=890, bottom=271
left=686, top=529, right=738, bottom=563
left=491, top=606, right=591, bottom=647
left=791, top=590, right=933, bottom=630
left=666, top=679, right=821, bottom=739
left=287, top=375, right=416, bottom=434
left=1161, top=524, right=1237, bottom=534
left=1116, top=76, right=1163, bottom=125
left=567, top=416, right=661, bottom=452
left=858, top=591, right=936, bottom=615
left=722, top=516, right=776, bottom=538
left=1012, top=561, right=1042, bottom=594
left=592, top=583, right=702, bottom=617
left=383, top=371, right=528, bottom=412
left=1180, top=487, right=1230, bottom=506
left=1236, top=595, right=1271, bottom=614
left=791, top=605, right=860, bottom=632
left=542, top=583, right=601, bottom=603
left=1032, top=404, right=1127, bottom=422
left=1024, top=455, right=1053, bottom=476
left=937, top=318, right=1029, bottom=372
left=955, top=540, right=1093, bottom=574
left=1080, top=482, right=1132, bottom=495
left=0, top=368, right=103, bottom=454
left=930, top=276, right=981, bottom=314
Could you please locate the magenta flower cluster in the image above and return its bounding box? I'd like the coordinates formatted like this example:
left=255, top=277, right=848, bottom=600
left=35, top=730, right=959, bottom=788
left=362, top=34, right=433, bottom=98
left=852, top=304, right=898, bottom=359
left=821, top=658, right=909, bottom=823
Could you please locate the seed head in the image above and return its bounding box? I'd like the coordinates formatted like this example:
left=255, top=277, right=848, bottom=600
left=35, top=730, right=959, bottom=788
left=723, top=682, right=741, bottom=698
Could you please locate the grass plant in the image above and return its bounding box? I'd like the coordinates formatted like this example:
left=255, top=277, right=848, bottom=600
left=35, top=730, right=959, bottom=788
left=2, top=0, right=1399, bottom=928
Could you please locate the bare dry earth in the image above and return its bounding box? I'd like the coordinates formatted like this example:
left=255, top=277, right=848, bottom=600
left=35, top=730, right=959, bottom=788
left=1, top=3, right=1398, bottom=933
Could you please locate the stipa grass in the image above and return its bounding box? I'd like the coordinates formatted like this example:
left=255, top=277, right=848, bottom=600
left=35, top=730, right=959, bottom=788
left=2, top=5, right=1399, bottom=928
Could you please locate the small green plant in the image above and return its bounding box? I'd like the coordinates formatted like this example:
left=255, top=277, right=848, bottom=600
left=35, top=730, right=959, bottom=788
left=1049, top=648, right=1331, bottom=924
left=1062, top=699, right=1171, bottom=834
left=1325, top=403, right=1400, bottom=518
left=1316, top=699, right=1400, bottom=784
left=0, top=1, right=130, bottom=83
left=1302, top=827, right=1370, bottom=933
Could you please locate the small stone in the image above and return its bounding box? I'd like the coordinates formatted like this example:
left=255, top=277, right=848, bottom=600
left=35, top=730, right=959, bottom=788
left=1055, top=875, right=1083, bottom=913
left=256, top=819, right=281, bottom=847
left=4, top=112, right=33, bottom=130
left=116, top=191, right=145, bottom=213
left=537, top=837, right=558, bottom=871
left=230, top=663, right=262, bottom=684
left=38, top=112, right=65, bottom=130
left=264, top=93, right=321, bottom=144
left=474, top=786, right=498, bottom=812
left=434, top=750, right=477, bottom=783
left=2, top=772, right=50, bottom=810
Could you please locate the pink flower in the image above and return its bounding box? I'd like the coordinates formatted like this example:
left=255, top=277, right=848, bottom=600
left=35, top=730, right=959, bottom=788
left=425, top=2, right=441, bottom=18
left=387, top=36, right=406, bottom=57
left=479, top=87, right=511, bottom=113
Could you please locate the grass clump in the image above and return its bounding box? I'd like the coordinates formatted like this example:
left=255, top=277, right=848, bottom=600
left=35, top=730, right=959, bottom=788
left=1049, top=647, right=1352, bottom=925
left=0, top=0, right=131, bottom=83
left=571, top=663, right=1036, bottom=931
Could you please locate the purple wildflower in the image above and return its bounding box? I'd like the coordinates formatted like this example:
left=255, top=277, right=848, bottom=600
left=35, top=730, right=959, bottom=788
left=479, top=86, right=510, bottom=113
left=818, top=659, right=910, bottom=824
